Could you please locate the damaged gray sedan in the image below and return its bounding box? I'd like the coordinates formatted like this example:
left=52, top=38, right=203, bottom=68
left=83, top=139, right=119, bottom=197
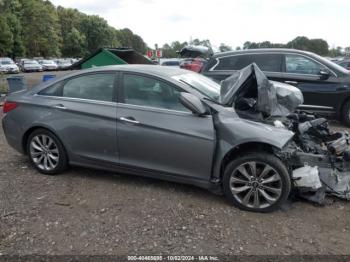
left=2, top=64, right=349, bottom=212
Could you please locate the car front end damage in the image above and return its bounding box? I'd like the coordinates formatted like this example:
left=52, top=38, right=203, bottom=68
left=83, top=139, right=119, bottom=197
left=276, top=115, right=350, bottom=203
left=219, top=63, right=350, bottom=204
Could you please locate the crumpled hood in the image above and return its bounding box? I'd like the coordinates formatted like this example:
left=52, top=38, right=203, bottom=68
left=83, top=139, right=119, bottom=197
left=219, top=63, right=304, bottom=117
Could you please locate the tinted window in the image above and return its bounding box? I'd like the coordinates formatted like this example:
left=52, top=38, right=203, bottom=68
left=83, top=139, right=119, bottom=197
left=122, top=74, right=189, bottom=112
left=339, top=61, right=350, bottom=68
left=285, top=55, right=326, bottom=75
left=214, top=54, right=282, bottom=72
left=39, top=73, right=115, bottom=102
left=162, top=61, right=180, bottom=66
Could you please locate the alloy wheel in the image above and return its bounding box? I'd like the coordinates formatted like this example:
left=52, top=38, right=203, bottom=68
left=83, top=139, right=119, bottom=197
left=29, top=135, right=59, bottom=171
left=229, top=161, right=282, bottom=209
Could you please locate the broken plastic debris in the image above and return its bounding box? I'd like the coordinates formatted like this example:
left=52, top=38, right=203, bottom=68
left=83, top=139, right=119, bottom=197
left=273, top=120, right=285, bottom=128
left=292, top=166, right=322, bottom=190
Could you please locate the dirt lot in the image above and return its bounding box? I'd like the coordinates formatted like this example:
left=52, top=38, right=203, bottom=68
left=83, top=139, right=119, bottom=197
left=1, top=73, right=350, bottom=256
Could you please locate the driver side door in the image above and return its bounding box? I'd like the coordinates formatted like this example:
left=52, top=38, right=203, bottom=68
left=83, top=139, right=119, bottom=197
left=116, top=72, right=215, bottom=181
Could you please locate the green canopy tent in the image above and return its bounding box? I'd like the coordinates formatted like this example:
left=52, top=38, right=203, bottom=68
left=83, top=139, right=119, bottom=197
left=71, top=47, right=153, bottom=69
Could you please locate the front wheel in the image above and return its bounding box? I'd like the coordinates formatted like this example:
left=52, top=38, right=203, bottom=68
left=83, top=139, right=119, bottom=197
left=223, top=152, right=291, bottom=212
left=27, top=129, right=68, bottom=175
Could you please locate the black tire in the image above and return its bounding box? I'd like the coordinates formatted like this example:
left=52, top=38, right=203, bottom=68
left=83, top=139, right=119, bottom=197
left=27, top=128, right=68, bottom=175
left=223, top=152, right=291, bottom=213
left=341, top=100, right=350, bottom=127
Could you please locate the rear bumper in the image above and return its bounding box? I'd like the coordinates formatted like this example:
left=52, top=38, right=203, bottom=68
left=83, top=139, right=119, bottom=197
left=2, top=114, right=25, bottom=154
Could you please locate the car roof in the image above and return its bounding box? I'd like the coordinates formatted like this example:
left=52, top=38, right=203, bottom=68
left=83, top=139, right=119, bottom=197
left=75, top=65, right=192, bottom=77
left=212, top=48, right=316, bottom=58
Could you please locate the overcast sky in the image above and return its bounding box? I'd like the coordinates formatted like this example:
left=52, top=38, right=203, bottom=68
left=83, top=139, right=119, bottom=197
left=50, top=0, right=349, bottom=50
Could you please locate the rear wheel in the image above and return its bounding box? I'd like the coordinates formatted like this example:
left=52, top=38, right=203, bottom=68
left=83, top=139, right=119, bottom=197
left=341, top=100, right=350, bottom=127
left=27, top=129, right=68, bottom=175
left=223, top=152, right=291, bottom=212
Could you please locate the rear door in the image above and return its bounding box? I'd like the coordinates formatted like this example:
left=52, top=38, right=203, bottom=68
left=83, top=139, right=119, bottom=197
left=282, top=54, right=342, bottom=112
left=37, top=72, right=119, bottom=164
left=116, top=72, right=215, bottom=180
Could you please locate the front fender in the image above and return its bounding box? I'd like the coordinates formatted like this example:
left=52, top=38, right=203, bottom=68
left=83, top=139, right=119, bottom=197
left=211, top=113, right=294, bottom=180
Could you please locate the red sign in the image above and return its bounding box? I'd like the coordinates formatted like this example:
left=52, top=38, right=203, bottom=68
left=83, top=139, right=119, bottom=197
left=147, top=50, right=153, bottom=58
left=156, top=50, right=162, bottom=58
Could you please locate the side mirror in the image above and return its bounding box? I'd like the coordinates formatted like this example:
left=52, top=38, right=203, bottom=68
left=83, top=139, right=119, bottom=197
left=179, top=92, right=207, bottom=115
left=319, top=69, right=331, bottom=80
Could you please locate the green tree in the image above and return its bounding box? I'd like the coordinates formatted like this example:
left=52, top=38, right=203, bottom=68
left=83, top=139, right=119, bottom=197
left=6, top=13, right=25, bottom=57
left=0, top=16, right=13, bottom=56
left=21, top=0, right=61, bottom=57
left=116, top=28, right=146, bottom=53
left=63, top=27, right=87, bottom=57
left=219, top=43, right=232, bottom=52
left=329, top=46, right=343, bottom=57
left=345, top=47, right=350, bottom=56
left=57, top=6, right=87, bottom=56
left=309, top=39, right=329, bottom=56
left=80, top=15, right=116, bottom=53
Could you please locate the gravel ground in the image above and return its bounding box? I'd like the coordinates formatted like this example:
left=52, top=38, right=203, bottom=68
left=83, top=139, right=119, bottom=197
left=1, top=76, right=350, bottom=256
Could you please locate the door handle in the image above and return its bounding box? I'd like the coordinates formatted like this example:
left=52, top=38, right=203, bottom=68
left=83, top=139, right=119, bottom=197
left=51, top=104, right=67, bottom=110
left=120, top=117, right=140, bottom=124
left=284, top=81, right=298, bottom=85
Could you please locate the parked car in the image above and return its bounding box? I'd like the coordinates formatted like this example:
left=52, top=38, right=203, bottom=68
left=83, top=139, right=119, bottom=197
left=39, top=60, right=58, bottom=71
left=0, top=58, right=20, bottom=74
left=201, top=49, right=350, bottom=125
left=180, top=57, right=206, bottom=72
left=3, top=65, right=350, bottom=212
left=56, top=59, right=72, bottom=70
left=178, top=45, right=212, bottom=73
left=20, top=60, right=43, bottom=72
left=160, top=59, right=180, bottom=67
left=337, top=59, right=350, bottom=71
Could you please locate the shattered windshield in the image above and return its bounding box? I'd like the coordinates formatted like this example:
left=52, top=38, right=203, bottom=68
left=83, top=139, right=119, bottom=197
left=172, top=73, right=221, bottom=101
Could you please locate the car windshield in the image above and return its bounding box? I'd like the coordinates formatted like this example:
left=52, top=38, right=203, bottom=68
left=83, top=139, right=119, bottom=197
left=1, top=60, right=14, bottom=65
left=172, top=73, right=220, bottom=101
left=314, top=54, right=350, bottom=74
left=42, top=60, right=54, bottom=64
left=25, top=60, right=39, bottom=64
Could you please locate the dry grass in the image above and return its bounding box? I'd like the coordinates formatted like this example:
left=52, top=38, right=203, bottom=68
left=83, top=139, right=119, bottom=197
left=0, top=74, right=8, bottom=94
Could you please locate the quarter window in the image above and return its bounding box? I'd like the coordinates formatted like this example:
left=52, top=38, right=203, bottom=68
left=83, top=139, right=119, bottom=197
left=39, top=73, right=115, bottom=102
left=285, top=55, right=326, bottom=75
left=122, top=74, right=189, bottom=112
left=214, top=54, right=282, bottom=72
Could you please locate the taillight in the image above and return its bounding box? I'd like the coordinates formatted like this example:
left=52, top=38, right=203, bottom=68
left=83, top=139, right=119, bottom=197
left=3, top=101, right=18, bottom=113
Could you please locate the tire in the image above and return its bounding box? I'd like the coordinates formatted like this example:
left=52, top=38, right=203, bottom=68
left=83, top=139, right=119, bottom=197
left=341, top=100, right=350, bottom=127
left=27, top=128, right=68, bottom=175
left=222, top=152, right=291, bottom=213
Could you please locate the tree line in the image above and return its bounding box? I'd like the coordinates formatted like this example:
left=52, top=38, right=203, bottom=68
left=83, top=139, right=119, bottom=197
left=161, top=36, right=350, bottom=58
left=0, top=0, right=349, bottom=59
left=0, top=0, right=147, bottom=58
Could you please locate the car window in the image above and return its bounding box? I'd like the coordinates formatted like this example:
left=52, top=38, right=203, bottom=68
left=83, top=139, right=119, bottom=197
left=122, top=74, right=189, bottom=112
left=214, top=54, right=282, bottom=72
left=285, top=55, right=326, bottom=75
left=339, top=62, right=350, bottom=68
left=39, top=73, right=115, bottom=102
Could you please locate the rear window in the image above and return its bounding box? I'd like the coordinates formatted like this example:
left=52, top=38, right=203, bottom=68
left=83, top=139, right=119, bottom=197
left=39, top=73, right=115, bottom=102
left=213, top=53, right=283, bottom=72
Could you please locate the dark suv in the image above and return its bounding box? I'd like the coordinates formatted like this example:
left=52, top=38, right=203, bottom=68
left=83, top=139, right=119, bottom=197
left=202, top=49, right=350, bottom=125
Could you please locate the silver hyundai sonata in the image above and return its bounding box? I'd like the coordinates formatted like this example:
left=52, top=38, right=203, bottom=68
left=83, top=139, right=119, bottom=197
left=2, top=64, right=298, bottom=212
